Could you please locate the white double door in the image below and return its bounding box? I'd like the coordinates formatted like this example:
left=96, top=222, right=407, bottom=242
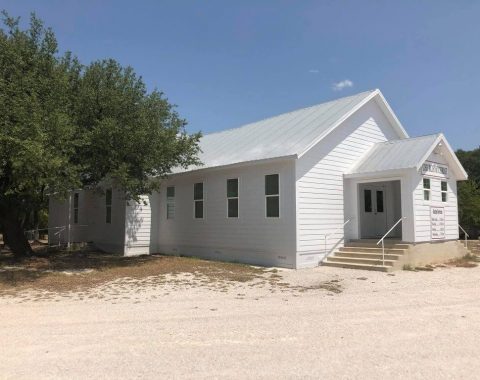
left=360, top=184, right=387, bottom=238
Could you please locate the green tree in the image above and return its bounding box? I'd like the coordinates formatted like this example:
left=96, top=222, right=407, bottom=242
left=0, top=12, right=201, bottom=257
left=456, top=147, right=480, bottom=238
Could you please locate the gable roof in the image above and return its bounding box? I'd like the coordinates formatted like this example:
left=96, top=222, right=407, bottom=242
left=347, top=133, right=468, bottom=180
left=176, top=89, right=408, bottom=173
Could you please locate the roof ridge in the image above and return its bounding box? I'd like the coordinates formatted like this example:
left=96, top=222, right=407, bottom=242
left=202, top=90, right=376, bottom=138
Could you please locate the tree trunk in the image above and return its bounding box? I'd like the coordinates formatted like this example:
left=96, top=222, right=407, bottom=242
left=1, top=214, right=32, bottom=258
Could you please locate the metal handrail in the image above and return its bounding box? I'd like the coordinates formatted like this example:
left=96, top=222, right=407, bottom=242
left=323, top=218, right=354, bottom=261
left=459, top=224, right=469, bottom=249
left=376, top=217, right=406, bottom=266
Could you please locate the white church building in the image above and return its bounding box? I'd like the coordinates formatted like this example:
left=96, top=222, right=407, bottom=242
left=49, top=89, right=469, bottom=270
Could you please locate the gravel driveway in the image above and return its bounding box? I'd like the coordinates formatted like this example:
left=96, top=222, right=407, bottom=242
left=1, top=265, right=479, bottom=379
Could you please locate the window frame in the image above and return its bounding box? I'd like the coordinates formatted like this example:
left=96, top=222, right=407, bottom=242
left=193, top=182, right=204, bottom=219
left=73, top=193, right=79, bottom=224
left=265, top=174, right=280, bottom=218
left=441, top=181, right=448, bottom=203
left=105, top=188, right=112, bottom=224
left=226, top=178, right=239, bottom=218
left=423, top=178, right=431, bottom=201
left=166, top=186, right=175, bottom=219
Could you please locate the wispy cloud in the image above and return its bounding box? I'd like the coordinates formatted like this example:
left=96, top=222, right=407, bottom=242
left=332, top=79, right=354, bottom=91
left=308, top=69, right=319, bottom=74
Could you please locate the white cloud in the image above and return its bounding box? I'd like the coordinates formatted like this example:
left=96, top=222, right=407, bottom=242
left=308, top=69, right=319, bottom=73
left=332, top=79, right=354, bottom=91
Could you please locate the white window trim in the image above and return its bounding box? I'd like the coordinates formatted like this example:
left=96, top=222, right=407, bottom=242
left=226, top=177, right=239, bottom=218
left=423, top=177, right=431, bottom=202
left=265, top=173, right=280, bottom=219
left=166, top=186, right=175, bottom=220
left=441, top=181, right=448, bottom=203
left=193, top=181, right=205, bottom=220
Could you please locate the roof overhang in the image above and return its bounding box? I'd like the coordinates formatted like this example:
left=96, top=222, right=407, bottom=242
left=168, top=154, right=298, bottom=178
left=298, top=89, right=409, bottom=159
left=416, top=134, right=468, bottom=181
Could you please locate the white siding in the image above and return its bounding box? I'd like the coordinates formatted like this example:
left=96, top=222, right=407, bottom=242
left=157, top=159, right=297, bottom=268
left=295, top=99, right=401, bottom=268
left=412, top=153, right=459, bottom=242
left=124, top=194, right=159, bottom=256
left=49, top=188, right=127, bottom=253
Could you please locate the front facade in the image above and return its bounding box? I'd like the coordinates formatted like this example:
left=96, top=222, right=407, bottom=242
left=49, top=89, right=468, bottom=269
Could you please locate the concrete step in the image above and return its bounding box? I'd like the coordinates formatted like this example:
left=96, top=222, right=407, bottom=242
left=333, top=251, right=403, bottom=261
left=345, top=242, right=411, bottom=249
left=338, top=246, right=406, bottom=254
left=322, top=260, right=390, bottom=272
left=325, top=256, right=396, bottom=266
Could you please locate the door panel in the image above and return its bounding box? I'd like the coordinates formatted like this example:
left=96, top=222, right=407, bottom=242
left=360, top=185, right=387, bottom=238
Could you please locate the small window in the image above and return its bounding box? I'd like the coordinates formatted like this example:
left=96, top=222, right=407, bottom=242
left=423, top=178, right=430, bottom=201
left=441, top=181, right=448, bottom=202
left=166, top=186, right=175, bottom=219
left=105, top=189, right=112, bottom=224
left=227, top=178, right=239, bottom=218
left=265, top=174, right=279, bottom=218
left=73, top=193, right=79, bottom=224
left=376, top=190, right=384, bottom=213
left=364, top=189, right=372, bottom=213
left=194, top=182, right=204, bottom=219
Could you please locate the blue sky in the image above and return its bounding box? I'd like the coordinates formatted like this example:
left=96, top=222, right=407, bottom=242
left=2, top=0, right=480, bottom=150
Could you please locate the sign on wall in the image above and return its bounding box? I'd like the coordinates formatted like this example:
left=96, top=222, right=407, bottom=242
left=430, top=207, right=445, bottom=240
left=421, top=161, right=448, bottom=178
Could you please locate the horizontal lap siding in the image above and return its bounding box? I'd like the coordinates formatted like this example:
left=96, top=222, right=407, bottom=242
left=295, top=100, right=400, bottom=268
left=125, top=195, right=152, bottom=254
left=413, top=154, right=459, bottom=242
left=157, top=160, right=297, bottom=268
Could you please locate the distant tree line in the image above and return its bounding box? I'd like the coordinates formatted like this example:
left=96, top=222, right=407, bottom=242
left=456, top=147, right=480, bottom=238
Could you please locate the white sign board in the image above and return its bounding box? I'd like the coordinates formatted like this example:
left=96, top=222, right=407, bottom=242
left=430, top=207, right=445, bottom=240
left=422, top=161, right=448, bottom=178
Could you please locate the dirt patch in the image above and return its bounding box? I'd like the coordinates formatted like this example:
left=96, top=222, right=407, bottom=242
left=0, top=250, right=266, bottom=295
left=447, top=254, right=479, bottom=268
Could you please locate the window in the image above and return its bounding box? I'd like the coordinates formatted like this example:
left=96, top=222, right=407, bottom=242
left=441, top=181, right=448, bottom=202
left=194, top=182, right=204, bottom=219
left=376, top=190, right=384, bottom=213
left=166, top=186, right=175, bottom=219
left=73, top=193, right=79, bottom=224
left=423, top=178, right=430, bottom=201
left=227, top=178, right=239, bottom=218
left=105, top=189, right=112, bottom=224
left=364, top=189, right=372, bottom=212
left=265, top=174, right=279, bottom=218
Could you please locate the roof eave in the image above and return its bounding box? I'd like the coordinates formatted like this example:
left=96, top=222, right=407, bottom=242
left=168, top=154, right=298, bottom=177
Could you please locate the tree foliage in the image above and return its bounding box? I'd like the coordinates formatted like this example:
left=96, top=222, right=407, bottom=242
left=456, top=147, right=480, bottom=238
left=0, top=12, right=201, bottom=256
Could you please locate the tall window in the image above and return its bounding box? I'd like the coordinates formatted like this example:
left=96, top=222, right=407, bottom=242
left=265, top=174, right=279, bottom=218
left=73, top=193, right=79, bottom=224
left=194, top=182, right=204, bottom=219
left=105, top=189, right=112, bottom=224
left=441, top=181, right=448, bottom=202
left=227, top=178, right=239, bottom=218
left=423, top=178, right=430, bottom=201
left=166, top=186, right=175, bottom=219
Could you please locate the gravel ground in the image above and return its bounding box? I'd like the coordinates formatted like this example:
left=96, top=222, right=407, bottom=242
left=1, top=265, right=479, bottom=379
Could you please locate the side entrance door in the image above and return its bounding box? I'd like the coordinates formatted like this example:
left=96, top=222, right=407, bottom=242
left=360, top=184, right=387, bottom=238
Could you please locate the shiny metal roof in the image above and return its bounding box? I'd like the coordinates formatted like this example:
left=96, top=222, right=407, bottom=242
left=177, top=90, right=377, bottom=172
left=348, top=134, right=441, bottom=175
